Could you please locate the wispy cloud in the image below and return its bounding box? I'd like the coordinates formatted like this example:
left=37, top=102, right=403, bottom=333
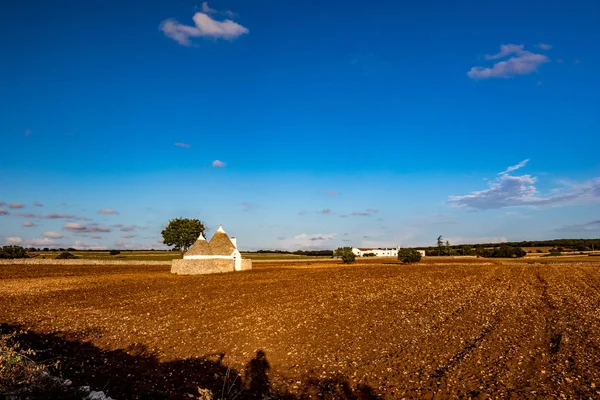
left=319, top=208, right=332, bottom=215
left=99, top=209, right=119, bottom=215
left=212, top=160, right=226, bottom=167
left=4, top=237, right=61, bottom=247
left=279, top=233, right=337, bottom=250
left=201, top=2, right=236, bottom=18
left=23, top=221, right=38, bottom=227
left=63, top=223, right=111, bottom=233
left=121, top=234, right=137, bottom=239
left=73, top=241, right=107, bottom=251
left=4, top=237, right=23, bottom=245
left=43, top=231, right=64, bottom=239
left=555, top=220, right=600, bottom=233
left=448, top=160, right=600, bottom=210
left=44, top=213, right=76, bottom=219
left=325, top=191, right=339, bottom=196
left=348, top=209, right=379, bottom=217
left=298, top=210, right=308, bottom=216
left=0, top=202, right=4, bottom=206
left=174, top=142, right=192, bottom=148
left=120, top=225, right=138, bottom=232
left=537, top=43, right=552, bottom=50
left=160, top=9, right=248, bottom=46
left=240, top=202, right=253, bottom=212
left=7, top=203, right=24, bottom=209
left=33, top=201, right=43, bottom=207
left=14, top=213, right=37, bottom=218
left=24, top=129, right=31, bottom=136
left=468, top=44, right=550, bottom=79
left=499, top=159, right=530, bottom=175
left=0, top=209, right=10, bottom=216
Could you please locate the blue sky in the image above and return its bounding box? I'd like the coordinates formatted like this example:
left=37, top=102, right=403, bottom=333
left=1, top=0, right=599, bottom=250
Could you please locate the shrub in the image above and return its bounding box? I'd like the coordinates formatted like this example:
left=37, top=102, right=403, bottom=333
left=55, top=252, right=78, bottom=259
left=548, top=248, right=562, bottom=256
left=109, top=250, right=121, bottom=256
left=0, top=246, right=28, bottom=259
left=536, top=249, right=543, bottom=253
left=334, top=247, right=355, bottom=264
left=363, top=252, right=376, bottom=257
left=398, top=248, right=422, bottom=263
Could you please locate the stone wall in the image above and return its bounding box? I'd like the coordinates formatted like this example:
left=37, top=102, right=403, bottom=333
left=171, top=258, right=235, bottom=275
left=241, top=259, right=252, bottom=271
left=0, top=259, right=171, bottom=266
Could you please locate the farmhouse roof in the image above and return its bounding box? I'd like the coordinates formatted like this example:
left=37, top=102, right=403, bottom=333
left=185, top=232, right=213, bottom=256
left=209, top=225, right=236, bottom=255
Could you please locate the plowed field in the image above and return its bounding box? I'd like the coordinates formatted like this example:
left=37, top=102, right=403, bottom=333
left=1, top=258, right=600, bottom=399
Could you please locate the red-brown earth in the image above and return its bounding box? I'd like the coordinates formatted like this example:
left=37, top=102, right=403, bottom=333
left=1, top=258, right=600, bottom=399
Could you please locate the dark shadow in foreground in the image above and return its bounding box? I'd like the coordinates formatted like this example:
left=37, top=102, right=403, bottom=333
left=0, top=324, right=379, bottom=400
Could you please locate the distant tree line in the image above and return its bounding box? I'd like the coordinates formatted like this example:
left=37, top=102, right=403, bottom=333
left=417, top=237, right=600, bottom=256
left=0, top=246, right=29, bottom=259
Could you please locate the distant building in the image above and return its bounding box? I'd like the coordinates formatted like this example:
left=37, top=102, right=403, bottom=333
left=352, top=247, right=426, bottom=257
left=171, top=225, right=252, bottom=275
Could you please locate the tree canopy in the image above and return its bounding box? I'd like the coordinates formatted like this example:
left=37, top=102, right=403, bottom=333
left=161, top=218, right=206, bottom=255
left=334, top=247, right=356, bottom=263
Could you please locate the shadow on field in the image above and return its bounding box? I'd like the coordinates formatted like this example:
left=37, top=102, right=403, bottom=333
left=0, top=324, right=379, bottom=400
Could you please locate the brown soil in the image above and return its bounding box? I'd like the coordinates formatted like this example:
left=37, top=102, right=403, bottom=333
left=1, top=258, right=600, bottom=399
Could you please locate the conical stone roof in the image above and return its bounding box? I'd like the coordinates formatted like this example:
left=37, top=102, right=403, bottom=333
left=185, top=232, right=213, bottom=256
left=209, top=225, right=236, bottom=255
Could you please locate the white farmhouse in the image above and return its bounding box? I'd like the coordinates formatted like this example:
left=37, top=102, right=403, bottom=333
left=352, top=247, right=426, bottom=257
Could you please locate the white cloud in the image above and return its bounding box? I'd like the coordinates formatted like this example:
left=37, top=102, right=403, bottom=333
left=160, top=11, right=248, bottom=46
left=4, top=237, right=23, bottom=245
left=468, top=44, right=549, bottom=79
left=325, top=191, right=339, bottom=196
left=99, top=209, right=119, bottom=215
left=64, top=223, right=111, bottom=233
left=33, top=201, right=43, bottom=207
left=0, top=209, right=10, bottom=216
left=499, top=159, right=529, bottom=175
left=556, top=220, right=600, bottom=233
left=201, top=2, right=217, bottom=14
left=45, top=213, right=76, bottom=219
left=319, top=209, right=332, bottom=214
left=7, top=203, right=24, bottom=209
left=347, top=209, right=378, bottom=217
left=537, top=43, right=552, bottom=50
left=44, top=231, right=64, bottom=239
left=484, top=44, right=525, bottom=60
left=278, top=233, right=336, bottom=250
left=212, top=159, right=226, bottom=167
left=73, top=241, right=107, bottom=251
left=174, top=142, right=192, bottom=148
left=448, top=161, right=600, bottom=210
left=23, top=221, right=37, bottom=227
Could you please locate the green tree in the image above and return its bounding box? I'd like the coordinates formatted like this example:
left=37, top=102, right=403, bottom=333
left=398, top=248, right=422, bottom=263
left=437, top=235, right=444, bottom=254
left=334, top=247, right=356, bottom=263
left=0, top=246, right=28, bottom=259
left=161, top=218, right=206, bottom=256
left=56, top=251, right=78, bottom=259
